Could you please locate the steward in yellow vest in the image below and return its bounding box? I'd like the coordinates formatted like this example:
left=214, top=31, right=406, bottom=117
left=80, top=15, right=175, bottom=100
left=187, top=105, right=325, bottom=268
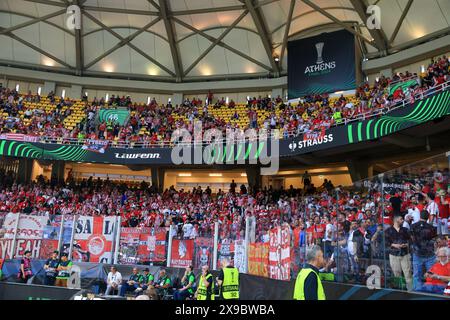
left=195, top=265, right=214, bottom=300
left=217, top=258, right=239, bottom=300
left=293, top=245, right=326, bottom=300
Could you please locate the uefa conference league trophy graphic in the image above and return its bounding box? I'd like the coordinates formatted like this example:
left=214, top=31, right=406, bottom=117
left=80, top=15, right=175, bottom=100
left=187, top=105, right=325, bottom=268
left=315, top=42, right=324, bottom=64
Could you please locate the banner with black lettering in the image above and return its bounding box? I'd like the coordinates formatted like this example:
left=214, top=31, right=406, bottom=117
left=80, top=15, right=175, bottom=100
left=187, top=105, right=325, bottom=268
left=288, top=29, right=356, bottom=98
left=72, top=216, right=117, bottom=263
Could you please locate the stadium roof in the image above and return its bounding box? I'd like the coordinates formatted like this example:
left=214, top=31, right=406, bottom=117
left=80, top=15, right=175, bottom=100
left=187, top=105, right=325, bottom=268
left=0, top=0, right=449, bottom=82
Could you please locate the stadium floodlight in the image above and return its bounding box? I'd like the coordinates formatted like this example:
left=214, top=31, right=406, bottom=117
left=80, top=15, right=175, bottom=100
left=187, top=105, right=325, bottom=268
left=421, top=65, right=425, bottom=73
left=209, top=173, right=222, bottom=177
left=62, top=90, right=66, bottom=99
left=168, top=98, right=172, bottom=103
left=147, top=96, right=151, bottom=105
left=226, top=97, right=229, bottom=104
left=37, top=87, right=42, bottom=95
left=274, top=55, right=280, bottom=62
left=15, top=84, right=19, bottom=92
left=105, top=93, right=109, bottom=101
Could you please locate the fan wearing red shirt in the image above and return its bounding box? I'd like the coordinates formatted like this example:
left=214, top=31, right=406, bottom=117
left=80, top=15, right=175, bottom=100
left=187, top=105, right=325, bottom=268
left=423, top=247, right=450, bottom=294
left=435, top=191, right=449, bottom=235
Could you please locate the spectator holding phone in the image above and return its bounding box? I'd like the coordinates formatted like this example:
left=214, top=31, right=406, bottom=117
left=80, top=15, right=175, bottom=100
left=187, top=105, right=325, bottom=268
left=421, top=247, right=450, bottom=294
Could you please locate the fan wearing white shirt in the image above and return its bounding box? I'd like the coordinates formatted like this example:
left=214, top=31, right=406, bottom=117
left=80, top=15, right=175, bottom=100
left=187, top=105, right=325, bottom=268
left=105, top=266, right=122, bottom=296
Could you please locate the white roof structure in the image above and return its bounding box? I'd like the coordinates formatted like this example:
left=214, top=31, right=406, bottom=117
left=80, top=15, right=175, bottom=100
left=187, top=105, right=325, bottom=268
left=0, top=0, right=448, bottom=82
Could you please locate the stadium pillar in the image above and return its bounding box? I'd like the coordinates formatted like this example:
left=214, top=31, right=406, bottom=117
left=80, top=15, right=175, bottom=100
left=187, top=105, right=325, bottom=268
left=51, top=161, right=65, bottom=185
left=151, top=168, right=165, bottom=192
left=380, top=68, right=393, bottom=79
left=43, top=81, right=56, bottom=95
left=245, top=167, right=261, bottom=192
left=271, top=88, right=283, bottom=100
left=347, top=160, right=373, bottom=183
left=17, top=158, right=33, bottom=184
left=172, top=93, right=183, bottom=106
left=70, top=85, right=83, bottom=100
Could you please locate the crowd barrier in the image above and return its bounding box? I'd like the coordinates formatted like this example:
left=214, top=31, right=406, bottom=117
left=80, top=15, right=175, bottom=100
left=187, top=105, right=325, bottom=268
left=0, top=259, right=447, bottom=300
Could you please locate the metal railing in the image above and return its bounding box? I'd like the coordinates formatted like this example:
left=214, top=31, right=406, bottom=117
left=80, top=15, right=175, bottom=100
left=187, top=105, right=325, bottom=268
left=4, top=80, right=449, bottom=149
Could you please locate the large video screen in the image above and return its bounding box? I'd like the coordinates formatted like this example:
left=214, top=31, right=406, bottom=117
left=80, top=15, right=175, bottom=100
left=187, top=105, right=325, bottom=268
left=288, top=29, right=356, bottom=99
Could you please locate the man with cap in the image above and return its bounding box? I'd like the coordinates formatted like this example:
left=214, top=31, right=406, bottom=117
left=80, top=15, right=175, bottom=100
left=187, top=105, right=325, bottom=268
left=135, top=268, right=154, bottom=295
left=55, top=253, right=72, bottom=287
left=43, top=250, right=60, bottom=286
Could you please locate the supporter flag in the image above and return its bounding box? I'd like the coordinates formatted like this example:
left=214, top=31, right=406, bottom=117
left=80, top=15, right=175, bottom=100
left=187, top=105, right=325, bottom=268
left=118, top=227, right=142, bottom=264
left=234, top=240, right=247, bottom=273
left=268, top=226, right=291, bottom=281
left=247, top=243, right=269, bottom=277
left=138, top=229, right=166, bottom=263
left=194, top=237, right=213, bottom=269
left=72, top=216, right=117, bottom=263
left=0, top=214, right=19, bottom=260
left=170, top=239, right=194, bottom=268
left=217, top=238, right=235, bottom=267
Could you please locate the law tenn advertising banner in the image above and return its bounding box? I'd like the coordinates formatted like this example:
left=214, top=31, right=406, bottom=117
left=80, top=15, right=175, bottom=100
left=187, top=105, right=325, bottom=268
left=170, top=239, right=194, bottom=268
left=193, top=237, right=213, bottom=269
left=72, top=216, right=117, bottom=263
left=268, top=226, right=291, bottom=281
left=247, top=242, right=269, bottom=277
left=288, top=29, right=356, bottom=99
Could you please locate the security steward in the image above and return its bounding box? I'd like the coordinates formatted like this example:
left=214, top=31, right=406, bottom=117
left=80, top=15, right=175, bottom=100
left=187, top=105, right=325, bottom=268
left=195, top=265, right=214, bottom=300
left=217, top=258, right=239, bottom=300
left=293, top=245, right=326, bottom=300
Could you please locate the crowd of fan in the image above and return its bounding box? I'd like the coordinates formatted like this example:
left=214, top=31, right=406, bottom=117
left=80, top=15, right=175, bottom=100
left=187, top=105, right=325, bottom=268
left=1, top=56, right=448, bottom=146
left=0, top=161, right=449, bottom=294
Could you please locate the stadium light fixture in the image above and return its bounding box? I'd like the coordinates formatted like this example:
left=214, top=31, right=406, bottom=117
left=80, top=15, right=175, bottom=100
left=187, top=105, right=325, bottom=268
left=85, top=91, right=88, bottom=97
left=241, top=173, right=247, bottom=177
left=209, top=173, right=222, bottom=177
left=226, top=97, right=229, bottom=104
left=147, top=96, right=151, bottom=105
left=178, top=173, right=192, bottom=177
left=105, top=93, right=109, bottom=101
left=168, top=98, right=172, bottom=103
left=37, top=87, right=42, bottom=95
left=15, top=84, right=19, bottom=92
left=62, top=89, right=66, bottom=99
left=421, top=65, right=425, bottom=73
left=274, top=55, right=280, bottom=62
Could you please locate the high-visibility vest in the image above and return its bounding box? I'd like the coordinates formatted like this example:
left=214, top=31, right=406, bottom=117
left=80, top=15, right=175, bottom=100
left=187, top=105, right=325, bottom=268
left=333, top=112, right=342, bottom=123
left=221, top=267, right=239, bottom=300
left=293, top=268, right=326, bottom=300
left=197, top=273, right=214, bottom=300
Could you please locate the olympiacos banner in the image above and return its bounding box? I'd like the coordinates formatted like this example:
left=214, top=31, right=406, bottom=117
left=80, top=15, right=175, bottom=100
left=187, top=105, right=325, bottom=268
left=233, top=240, right=247, bottom=273
left=268, top=226, right=291, bottom=281
left=72, top=216, right=117, bottom=263
left=217, top=238, right=235, bottom=266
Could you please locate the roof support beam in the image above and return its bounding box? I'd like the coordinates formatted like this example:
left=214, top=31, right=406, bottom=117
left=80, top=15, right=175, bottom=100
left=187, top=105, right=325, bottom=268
left=255, top=0, right=281, bottom=8
left=22, top=0, right=66, bottom=7
left=0, top=28, right=73, bottom=69
left=349, top=0, right=389, bottom=53
left=83, top=6, right=159, bottom=16
left=173, top=17, right=273, bottom=72
left=243, top=0, right=279, bottom=75
left=183, top=10, right=249, bottom=77
left=84, top=17, right=161, bottom=70
left=83, top=11, right=175, bottom=77
left=0, top=9, right=67, bottom=35
left=0, top=10, right=74, bottom=35
left=302, top=0, right=377, bottom=47
left=389, top=0, right=414, bottom=46
left=279, top=0, right=295, bottom=69
left=74, top=0, right=84, bottom=75
left=147, top=0, right=160, bottom=11
left=159, top=0, right=183, bottom=82
left=171, top=5, right=245, bottom=16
